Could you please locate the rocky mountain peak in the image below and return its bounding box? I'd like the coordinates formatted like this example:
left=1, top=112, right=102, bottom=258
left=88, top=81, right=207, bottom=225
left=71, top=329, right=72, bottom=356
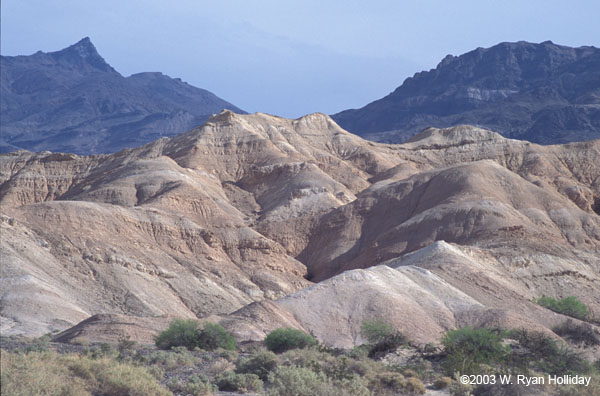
left=1, top=39, right=244, bottom=154
left=49, top=36, right=115, bottom=73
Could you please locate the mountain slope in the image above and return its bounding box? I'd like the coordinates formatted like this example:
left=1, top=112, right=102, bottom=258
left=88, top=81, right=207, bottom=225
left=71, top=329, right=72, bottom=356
left=332, top=41, right=600, bottom=144
left=0, top=38, right=244, bottom=154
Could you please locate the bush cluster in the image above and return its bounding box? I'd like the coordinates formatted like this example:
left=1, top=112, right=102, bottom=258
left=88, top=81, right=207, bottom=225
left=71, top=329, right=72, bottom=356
left=155, top=319, right=236, bottom=351
left=442, top=327, right=510, bottom=375
left=265, top=328, right=318, bottom=353
left=534, top=296, right=591, bottom=320
left=442, top=326, right=595, bottom=380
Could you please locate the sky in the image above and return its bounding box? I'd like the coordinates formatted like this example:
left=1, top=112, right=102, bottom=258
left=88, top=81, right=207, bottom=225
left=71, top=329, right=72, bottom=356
left=2, top=0, right=599, bottom=118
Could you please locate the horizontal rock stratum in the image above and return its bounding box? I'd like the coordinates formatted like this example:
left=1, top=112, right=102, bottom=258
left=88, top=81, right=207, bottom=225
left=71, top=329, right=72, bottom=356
left=1, top=111, right=599, bottom=346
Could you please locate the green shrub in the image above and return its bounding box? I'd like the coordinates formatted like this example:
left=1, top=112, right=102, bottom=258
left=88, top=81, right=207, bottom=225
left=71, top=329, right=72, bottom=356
left=236, top=349, right=278, bottom=380
left=534, top=296, right=591, bottom=320
left=361, top=319, right=407, bottom=357
left=198, top=322, right=237, bottom=351
left=265, top=328, right=318, bottom=353
left=216, top=371, right=263, bottom=393
left=442, top=327, right=510, bottom=375
left=361, top=319, right=395, bottom=344
left=553, top=319, right=600, bottom=346
left=155, top=319, right=236, bottom=351
left=155, top=319, right=201, bottom=350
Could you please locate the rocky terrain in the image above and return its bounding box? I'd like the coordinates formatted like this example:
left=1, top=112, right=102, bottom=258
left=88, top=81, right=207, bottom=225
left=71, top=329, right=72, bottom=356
left=1, top=111, right=599, bottom=351
left=332, top=41, right=600, bottom=144
left=0, top=38, right=244, bottom=154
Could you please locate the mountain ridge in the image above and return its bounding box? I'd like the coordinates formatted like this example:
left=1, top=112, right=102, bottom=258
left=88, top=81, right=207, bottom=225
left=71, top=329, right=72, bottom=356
left=0, top=38, right=245, bottom=154
left=332, top=40, right=600, bottom=144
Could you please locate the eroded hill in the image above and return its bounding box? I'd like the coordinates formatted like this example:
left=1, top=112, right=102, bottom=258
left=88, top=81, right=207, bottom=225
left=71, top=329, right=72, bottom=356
left=1, top=111, right=598, bottom=346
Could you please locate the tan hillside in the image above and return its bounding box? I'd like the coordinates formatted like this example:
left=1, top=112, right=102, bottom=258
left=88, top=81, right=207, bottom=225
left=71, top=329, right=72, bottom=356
left=1, top=112, right=599, bottom=346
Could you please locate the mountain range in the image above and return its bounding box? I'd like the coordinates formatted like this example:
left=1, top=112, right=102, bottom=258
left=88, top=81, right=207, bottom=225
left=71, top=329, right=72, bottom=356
left=0, top=38, right=244, bottom=154
left=1, top=111, right=598, bottom=352
left=332, top=41, right=600, bottom=144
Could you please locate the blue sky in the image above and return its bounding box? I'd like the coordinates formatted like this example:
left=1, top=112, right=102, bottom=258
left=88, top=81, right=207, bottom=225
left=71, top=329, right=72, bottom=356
left=2, top=0, right=599, bottom=117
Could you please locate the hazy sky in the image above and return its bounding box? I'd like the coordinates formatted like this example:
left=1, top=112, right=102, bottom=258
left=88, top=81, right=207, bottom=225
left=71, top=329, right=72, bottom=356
left=2, top=0, right=599, bottom=117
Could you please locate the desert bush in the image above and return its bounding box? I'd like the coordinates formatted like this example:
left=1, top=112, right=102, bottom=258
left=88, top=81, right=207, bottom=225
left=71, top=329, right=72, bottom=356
left=369, top=371, right=406, bottom=394
left=155, top=319, right=236, bottom=351
left=540, top=343, right=592, bottom=375
left=155, top=319, right=202, bottom=350
left=404, top=376, right=426, bottom=394
left=368, top=332, right=407, bottom=357
left=145, top=348, right=198, bottom=369
left=534, top=296, right=591, bottom=320
left=216, top=371, right=263, bottom=393
left=433, top=376, right=453, bottom=389
left=347, top=344, right=371, bottom=359
left=0, top=350, right=171, bottom=396
left=442, top=327, right=510, bottom=375
left=198, top=322, right=237, bottom=351
left=361, top=319, right=407, bottom=357
left=206, top=357, right=235, bottom=376
left=118, top=335, right=136, bottom=355
left=336, top=377, right=371, bottom=396
left=216, top=347, right=239, bottom=362
left=362, top=319, right=396, bottom=344
left=509, top=329, right=592, bottom=375
left=553, top=319, right=600, bottom=346
left=265, top=328, right=318, bottom=353
left=280, top=347, right=338, bottom=376
left=167, top=374, right=215, bottom=395
left=236, top=349, right=278, bottom=380
left=267, top=365, right=333, bottom=396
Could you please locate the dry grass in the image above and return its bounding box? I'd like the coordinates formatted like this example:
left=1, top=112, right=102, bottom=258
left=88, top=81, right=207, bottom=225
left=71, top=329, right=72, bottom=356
left=0, top=349, right=171, bottom=396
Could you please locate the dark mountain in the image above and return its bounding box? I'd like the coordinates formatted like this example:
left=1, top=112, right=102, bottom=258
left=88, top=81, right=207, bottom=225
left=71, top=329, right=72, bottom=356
left=0, top=37, right=244, bottom=154
left=332, top=41, right=600, bottom=144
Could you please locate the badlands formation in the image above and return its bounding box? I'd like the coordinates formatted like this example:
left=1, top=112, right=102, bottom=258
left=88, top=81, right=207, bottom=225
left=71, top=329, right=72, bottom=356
left=1, top=111, right=599, bottom=347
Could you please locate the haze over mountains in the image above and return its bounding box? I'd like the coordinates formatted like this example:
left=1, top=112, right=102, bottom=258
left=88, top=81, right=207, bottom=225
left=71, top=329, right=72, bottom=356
left=0, top=38, right=244, bottom=154
left=333, top=41, right=600, bottom=144
left=1, top=111, right=598, bottom=349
